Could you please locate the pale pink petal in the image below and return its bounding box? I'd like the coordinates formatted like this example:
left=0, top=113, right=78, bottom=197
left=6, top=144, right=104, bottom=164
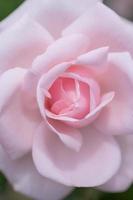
left=45, top=71, right=100, bottom=120
left=48, top=77, right=77, bottom=108
left=0, top=68, right=41, bottom=159
left=47, top=72, right=98, bottom=118
left=46, top=92, right=114, bottom=128
left=98, top=135, right=133, bottom=192
left=76, top=47, right=109, bottom=74
left=0, top=15, right=53, bottom=73
left=47, top=119, right=83, bottom=152
left=93, top=52, right=133, bottom=135
left=32, top=34, right=89, bottom=74
left=33, top=123, right=121, bottom=187
left=37, top=63, right=100, bottom=124
left=60, top=72, right=101, bottom=111
left=0, top=0, right=102, bottom=37
left=0, top=68, right=26, bottom=112
left=24, top=34, right=89, bottom=95
left=63, top=3, right=133, bottom=53
left=0, top=146, right=73, bottom=200
left=37, top=62, right=72, bottom=120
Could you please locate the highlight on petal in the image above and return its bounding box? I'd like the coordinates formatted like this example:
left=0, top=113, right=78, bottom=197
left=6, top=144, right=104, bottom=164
left=0, top=15, right=53, bottom=73
left=76, top=46, right=109, bottom=74
left=77, top=46, right=109, bottom=64
left=47, top=119, right=83, bottom=152
left=33, top=123, right=121, bottom=187
left=0, top=68, right=41, bottom=159
left=63, top=2, right=133, bottom=54
left=0, top=0, right=103, bottom=37
left=0, top=146, right=73, bottom=200
left=93, top=52, right=133, bottom=135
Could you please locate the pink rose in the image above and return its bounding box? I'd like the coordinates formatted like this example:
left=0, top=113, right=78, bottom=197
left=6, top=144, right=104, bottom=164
left=0, top=0, right=133, bottom=199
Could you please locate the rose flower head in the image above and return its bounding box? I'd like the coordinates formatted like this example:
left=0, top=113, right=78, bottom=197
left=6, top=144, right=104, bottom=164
left=0, top=0, right=133, bottom=199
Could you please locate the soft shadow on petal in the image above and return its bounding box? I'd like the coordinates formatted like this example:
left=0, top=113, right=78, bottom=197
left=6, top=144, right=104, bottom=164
left=47, top=119, right=83, bottom=152
left=0, top=15, right=53, bottom=72
left=0, top=146, right=73, bottom=200
left=0, top=68, right=41, bottom=159
left=0, top=0, right=102, bottom=37
left=76, top=47, right=109, bottom=71
left=98, top=135, right=133, bottom=192
left=33, top=123, right=121, bottom=187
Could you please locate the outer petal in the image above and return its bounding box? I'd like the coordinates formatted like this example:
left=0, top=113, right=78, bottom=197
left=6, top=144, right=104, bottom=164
left=76, top=46, right=109, bottom=75
left=0, top=146, right=73, bottom=200
left=93, top=52, right=133, bottom=135
left=0, top=15, right=53, bottom=72
left=33, top=123, right=121, bottom=187
left=32, top=34, right=89, bottom=74
left=0, top=0, right=103, bottom=37
left=0, top=68, right=41, bottom=159
left=47, top=119, right=83, bottom=152
left=98, top=135, right=133, bottom=192
left=0, top=68, right=26, bottom=112
left=63, top=3, right=133, bottom=54
left=25, top=34, right=89, bottom=97
left=26, top=44, right=104, bottom=113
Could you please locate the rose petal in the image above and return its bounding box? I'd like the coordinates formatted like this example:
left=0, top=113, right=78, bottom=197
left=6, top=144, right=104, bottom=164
left=0, top=68, right=26, bottom=112
left=24, top=34, right=89, bottom=96
left=0, top=68, right=41, bottom=159
left=46, top=92, right=114, bottom=128
left=0, top=15, right=53, bottom=73
left=98, top=135, right=133, bottom=192
left=37, top=62, right=72, bottom=120
left=0, top=146, right=73, bottom=200
left=60, top=72, right=101, bottom=111
left=76, top=47, right=109, bottom=68
left=94, top=52, right=133, bottom=135
left=47, top=119, right=83, bottom=152
left=33, top=123, right=121, bottom=187
left=63, top=2, right=133, bottom=53
left=32, top=34, right=89, bottom=74
left=0, top=0, right=102, bottom=37
left=37, top=64, right=101, bottom=124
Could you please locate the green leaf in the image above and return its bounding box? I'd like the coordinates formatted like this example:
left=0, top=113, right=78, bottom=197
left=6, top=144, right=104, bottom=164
left=0, top=0, right=24, bottom=20
left=64, top=188, right=103, bottom=200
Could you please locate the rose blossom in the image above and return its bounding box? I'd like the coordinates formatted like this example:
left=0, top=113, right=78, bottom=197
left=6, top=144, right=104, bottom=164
left=0, top=0, right=133, bottom=199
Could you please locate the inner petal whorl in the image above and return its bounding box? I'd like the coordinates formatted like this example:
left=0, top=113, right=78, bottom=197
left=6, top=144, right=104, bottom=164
left=45, top=77, right=91, bottom=119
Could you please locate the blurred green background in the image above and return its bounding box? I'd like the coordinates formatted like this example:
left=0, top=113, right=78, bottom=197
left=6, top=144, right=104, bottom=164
left=0, top=0, right=133, bottom=199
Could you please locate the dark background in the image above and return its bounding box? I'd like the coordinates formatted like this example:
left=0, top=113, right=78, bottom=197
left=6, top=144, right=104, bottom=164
left=0, top=0, right=133, bottom=199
